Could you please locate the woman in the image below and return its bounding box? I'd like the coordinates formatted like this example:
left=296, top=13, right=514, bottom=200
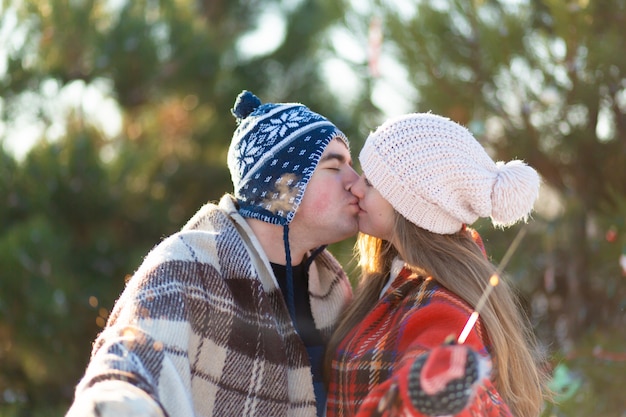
left=325, top=113, right=550, bottom=417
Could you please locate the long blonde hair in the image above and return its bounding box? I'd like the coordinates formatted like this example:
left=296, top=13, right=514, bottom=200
left=325, top=213, right=550, bottom=417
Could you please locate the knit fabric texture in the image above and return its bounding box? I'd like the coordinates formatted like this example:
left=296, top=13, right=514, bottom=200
left=325, top=267, right=512, bottom=417
left=359, top=113, right=540, bottom=234
left=67, top=195, right=353, bottom=417
left=228, top=90, right=349, bottom=226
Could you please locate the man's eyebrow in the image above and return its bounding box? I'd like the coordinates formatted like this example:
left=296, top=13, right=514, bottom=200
left=319, top=152, right=352, bottom=166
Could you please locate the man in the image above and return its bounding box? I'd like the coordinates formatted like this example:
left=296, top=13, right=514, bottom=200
left=66, top=91, right=360, bottom=417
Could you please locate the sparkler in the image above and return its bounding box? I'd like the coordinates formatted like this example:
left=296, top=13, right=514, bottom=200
left=457, top=226, right=528, bottom=344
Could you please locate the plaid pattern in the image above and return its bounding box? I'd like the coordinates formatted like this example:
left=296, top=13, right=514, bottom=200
left=326, top=267, right=512, bottom=417
left=69, top=195, right=352, bottom=417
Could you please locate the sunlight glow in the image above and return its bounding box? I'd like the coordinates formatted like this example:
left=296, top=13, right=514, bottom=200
left=1, top=79, right=122, bottom=160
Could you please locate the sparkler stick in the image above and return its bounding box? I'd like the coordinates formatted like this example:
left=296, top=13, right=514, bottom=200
left=457, top=227, right=528, bottom=344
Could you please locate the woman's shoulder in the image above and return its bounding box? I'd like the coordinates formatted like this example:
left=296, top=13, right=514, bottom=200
left=424, top=280, right=473, bottom=314
left=394, top=269, right=473, bottom=316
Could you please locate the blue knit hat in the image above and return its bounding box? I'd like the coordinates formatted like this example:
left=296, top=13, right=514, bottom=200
left=228, top=90, right=349, bottom=226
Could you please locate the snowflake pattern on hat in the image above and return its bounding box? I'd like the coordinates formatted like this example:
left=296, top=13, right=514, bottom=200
left=233, top=107, right=320, bottom=183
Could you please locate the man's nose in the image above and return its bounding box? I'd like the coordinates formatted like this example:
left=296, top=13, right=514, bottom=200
left=345, top=166, right=360, bottom=189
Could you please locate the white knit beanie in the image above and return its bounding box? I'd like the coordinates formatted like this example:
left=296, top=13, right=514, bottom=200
left=359, top=113, right=540, bottom=234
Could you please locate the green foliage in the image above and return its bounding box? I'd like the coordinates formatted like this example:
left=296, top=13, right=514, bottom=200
left=1, top=0, right=625, bottom=416
left=542, top=331, right=626, bottom=417
left=0, top=126, right=154, bottom=411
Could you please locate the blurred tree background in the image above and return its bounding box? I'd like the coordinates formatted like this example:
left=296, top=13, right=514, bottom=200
left=0, top=0, right=624, bottom=416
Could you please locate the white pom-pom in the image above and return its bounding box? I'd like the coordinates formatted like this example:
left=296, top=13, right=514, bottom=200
left=491, top=160, right=540, bottom=227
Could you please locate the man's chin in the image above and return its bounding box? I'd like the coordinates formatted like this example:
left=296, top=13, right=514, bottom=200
left=332, top=225, right=359, bottom=243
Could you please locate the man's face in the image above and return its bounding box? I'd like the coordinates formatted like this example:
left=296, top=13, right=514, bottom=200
left=290, top=138, right=360, bottom=246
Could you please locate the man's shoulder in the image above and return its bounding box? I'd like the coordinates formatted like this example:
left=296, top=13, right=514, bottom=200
left=140, top=197, right=245, bottom=270
left=181, top=194, right=238, bottom=232
left=311, top=248, right=345, bottom=276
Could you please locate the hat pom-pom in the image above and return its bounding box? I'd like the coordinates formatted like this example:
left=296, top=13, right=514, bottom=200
left=491, top=160, right=540, bottom=228
left=231, top=90, right=262, bottom=121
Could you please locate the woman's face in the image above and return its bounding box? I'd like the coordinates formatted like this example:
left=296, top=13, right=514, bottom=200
left=350, top=174, right=396, bottom=241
